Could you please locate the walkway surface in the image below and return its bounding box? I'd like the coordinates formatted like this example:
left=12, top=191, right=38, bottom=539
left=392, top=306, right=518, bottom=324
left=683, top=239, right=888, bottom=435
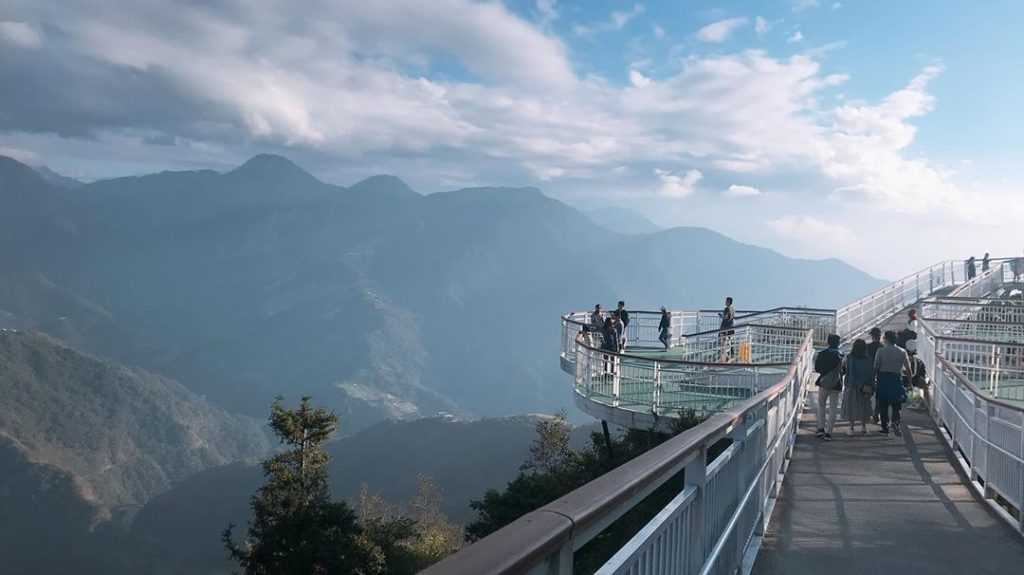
left=752, top=403, right=1024, bottom=575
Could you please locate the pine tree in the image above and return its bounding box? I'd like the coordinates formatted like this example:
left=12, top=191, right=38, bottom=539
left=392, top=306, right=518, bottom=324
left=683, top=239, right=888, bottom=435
left=223, top=397, right=373, bottom=574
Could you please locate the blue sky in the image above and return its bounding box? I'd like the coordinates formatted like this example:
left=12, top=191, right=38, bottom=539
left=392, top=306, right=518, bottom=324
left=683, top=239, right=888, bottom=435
left=1, top=0, right=1021, bottom=277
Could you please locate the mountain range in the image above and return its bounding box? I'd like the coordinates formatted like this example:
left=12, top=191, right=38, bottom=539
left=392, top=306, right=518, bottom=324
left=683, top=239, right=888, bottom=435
left=0, top=153, right=885, bottom=573
left=0, top=153, right=883, bottom=430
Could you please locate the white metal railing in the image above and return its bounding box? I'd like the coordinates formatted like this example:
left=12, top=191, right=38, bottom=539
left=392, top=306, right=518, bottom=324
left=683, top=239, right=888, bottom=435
left=423, top=331, right=816, bottom=575
left=835, top=260, right=963, bottom=341
left=561, top=307, right=835, bottom=374
left=573, top=325, right=804, bottom=423
left=931, top=357, right=1024, bottom=534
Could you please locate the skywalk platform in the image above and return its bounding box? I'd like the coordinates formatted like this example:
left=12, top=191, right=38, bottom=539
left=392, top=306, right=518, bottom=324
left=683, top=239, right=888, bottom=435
left=752, top=407, right=1024, bottom=575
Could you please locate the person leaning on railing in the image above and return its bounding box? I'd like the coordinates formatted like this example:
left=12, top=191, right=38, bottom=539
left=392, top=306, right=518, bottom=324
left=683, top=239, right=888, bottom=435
left=874, top=330, right=914, bottom=437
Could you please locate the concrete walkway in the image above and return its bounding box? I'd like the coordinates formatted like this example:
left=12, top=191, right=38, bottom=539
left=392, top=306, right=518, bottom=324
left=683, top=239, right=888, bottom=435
left=752, top=403, right=1024, bottom=575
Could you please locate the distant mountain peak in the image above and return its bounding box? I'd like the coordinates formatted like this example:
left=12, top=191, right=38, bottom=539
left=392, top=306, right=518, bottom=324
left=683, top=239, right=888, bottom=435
left=348, top=174, right=419, bottom=199
left=227, top=153, right=319, bottom=184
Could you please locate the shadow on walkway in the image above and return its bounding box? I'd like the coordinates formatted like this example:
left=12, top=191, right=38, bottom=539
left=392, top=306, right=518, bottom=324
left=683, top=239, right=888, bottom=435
left=752, top=401, right=1024, bottom=575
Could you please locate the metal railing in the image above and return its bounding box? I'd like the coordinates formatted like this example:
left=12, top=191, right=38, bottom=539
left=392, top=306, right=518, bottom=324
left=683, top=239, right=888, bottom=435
left=423, top=331, right=816, bottom=575
left=931, top=356, right=1024, bottom=534
left=572, top=325, right=805, bottom=428
left=835, top=260, right=963, bottom=340
left=561, top=307, right=835, bottom=374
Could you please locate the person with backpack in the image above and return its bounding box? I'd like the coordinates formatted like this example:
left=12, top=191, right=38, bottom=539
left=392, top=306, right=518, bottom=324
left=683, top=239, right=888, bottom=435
left=842, top=339, right=874, bottom=435
left=874, top=330, right=913, bottom=437
left=616, top=301, right=630, bottom=350
left=814, top=334, right=844, bottom=441
left=658, top=307, right=671, bottom=350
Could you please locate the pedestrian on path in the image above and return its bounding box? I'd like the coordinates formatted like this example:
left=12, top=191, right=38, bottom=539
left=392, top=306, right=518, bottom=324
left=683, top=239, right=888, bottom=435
left=842, top=339, right=874, bottom=434
left=874, top=330, right=913, bottom=437
left=658, top=306, right=671, bottom=350
left=814, top=334, right=844, bottom=441
left=867, top=327, right=883, bottom=424
left=616, top=301, right=630, bottom=350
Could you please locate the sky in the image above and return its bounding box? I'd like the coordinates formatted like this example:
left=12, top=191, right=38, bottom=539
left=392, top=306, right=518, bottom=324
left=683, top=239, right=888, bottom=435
left=1, top=0, right=1022, bottom=278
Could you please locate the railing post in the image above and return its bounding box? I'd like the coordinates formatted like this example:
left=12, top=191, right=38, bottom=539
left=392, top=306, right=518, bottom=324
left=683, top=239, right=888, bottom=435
left=685, top=447, right=708, bottom=574
left=654, top=362, right=662, bottom=415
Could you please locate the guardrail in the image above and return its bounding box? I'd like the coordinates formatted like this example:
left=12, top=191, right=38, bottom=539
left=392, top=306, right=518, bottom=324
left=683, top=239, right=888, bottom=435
left=423, top=331, right=816, bottom=575
left=572, top=325, right=805, bottom=429
left=561, top=307, right=835, bottom=374
left=835, top=260, right=963, bottom=340
left=931, top=356, right=1024, bottom=534
left=918, top=286, right=1024, bottom=536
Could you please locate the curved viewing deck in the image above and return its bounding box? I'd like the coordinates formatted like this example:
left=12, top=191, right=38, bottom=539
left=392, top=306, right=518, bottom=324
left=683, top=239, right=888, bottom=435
left=426, top=258, right=1024, bottom=575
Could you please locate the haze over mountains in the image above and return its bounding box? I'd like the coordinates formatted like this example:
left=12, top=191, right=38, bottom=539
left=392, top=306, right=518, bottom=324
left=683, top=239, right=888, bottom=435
left=0, top=153, right=882, bottom=427
left=0, top=153, right=884, bottom=573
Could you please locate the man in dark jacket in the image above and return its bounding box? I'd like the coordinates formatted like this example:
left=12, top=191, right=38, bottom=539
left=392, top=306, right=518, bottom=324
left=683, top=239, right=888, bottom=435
left=658, top=307, right=671, bottom=350
left=814, top=334, right=844, bottom=441
left=866, top=327, right=883, bottom=423
left=617, top=301, right=630, bottom=350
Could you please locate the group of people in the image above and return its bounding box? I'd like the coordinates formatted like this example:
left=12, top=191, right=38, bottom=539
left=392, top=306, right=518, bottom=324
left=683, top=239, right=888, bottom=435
left=584, top=297, right=736, bottom=354
left=587, top=301, right=632, bottom=354
left=814, top=309, right=927, bottom=441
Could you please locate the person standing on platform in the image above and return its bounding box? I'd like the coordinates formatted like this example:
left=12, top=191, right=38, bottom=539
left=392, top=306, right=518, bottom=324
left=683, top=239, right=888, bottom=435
left=982, top=253, right=991, bottom=273
left=718, top=297, right=736, bottom=360
left=966, top=256, right=977, bottom=280
left=867, top=327, right=884, bottom=424
left=842, top=339, right=874, bottom=435
left=611, top=311, right=624, bottom=352
left=814, top=334, right=844, bottom=441
left=616, top=301, right=630, bottom=350
left=590, top=304, right=603, bottom=332
left=874, top=330, right=913, bottom=437
left=658, top=306, right=671, bottom=350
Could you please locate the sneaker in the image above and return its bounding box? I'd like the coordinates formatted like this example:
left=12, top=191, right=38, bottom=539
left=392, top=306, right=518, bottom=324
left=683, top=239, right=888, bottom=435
left=871, top=415, right=879, bottom=424
left=824, top=433, right=833, bottom=442
left=815, top=429, right=826, bottom=438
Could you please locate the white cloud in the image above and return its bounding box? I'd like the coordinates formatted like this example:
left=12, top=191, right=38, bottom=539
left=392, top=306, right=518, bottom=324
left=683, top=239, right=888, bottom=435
left=576, top=4, right=645, bottom=37
left=792, top=0, right=820, bottom=12
left=536, top=0, right=558, bottom=25
left=612, top=4, right=646, bottom=29
left=724, top=184, right=761, bottom=197
left=629, top=69, right=652, bottom=88
left=655, top=168, right=702, bottom=198
left=0, top=21, right=42, bottom=48
left=832, top=2, right=842, bottom=9
left=769, top=215, right=855, bottom=251
left=696, top=17, right=748, bottom=43
left=0, top=1, right=985, bottom=236
left=754, top=17, right=771, bottom=36
left=653, top=24, right=666, bottom=39
left=787, top=30, right=804, bottom=43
